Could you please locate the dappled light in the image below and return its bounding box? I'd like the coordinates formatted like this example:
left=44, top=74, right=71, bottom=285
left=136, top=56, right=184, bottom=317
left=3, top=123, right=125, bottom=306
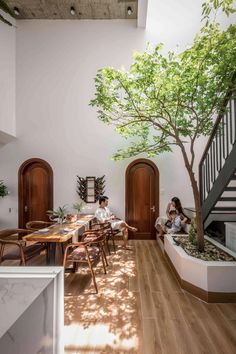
left=64, top=241, right=142, bottom=353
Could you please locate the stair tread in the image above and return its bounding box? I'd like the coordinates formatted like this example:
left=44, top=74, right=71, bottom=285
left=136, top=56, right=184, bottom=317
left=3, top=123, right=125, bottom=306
left=213, top=207, right=236, bottom=211
left=219, top=197, right=236, bottom=201
left=224, top=187, right=236, bottom=191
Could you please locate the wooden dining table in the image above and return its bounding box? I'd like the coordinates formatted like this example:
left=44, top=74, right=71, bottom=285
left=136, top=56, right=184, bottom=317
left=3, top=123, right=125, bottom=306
left=23, top=214, right=95, bottom=265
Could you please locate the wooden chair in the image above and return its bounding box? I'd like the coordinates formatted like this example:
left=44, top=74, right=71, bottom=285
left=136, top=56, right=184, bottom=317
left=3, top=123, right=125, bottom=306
left=82, top=228, right=109, bottom=267
left=26, top=220, right=55, bottom=231
left=91, top=222, right=116, bottom=254
left=0, top=229, right=46, bottom=266
left=63, top=230, right=107, bottom=293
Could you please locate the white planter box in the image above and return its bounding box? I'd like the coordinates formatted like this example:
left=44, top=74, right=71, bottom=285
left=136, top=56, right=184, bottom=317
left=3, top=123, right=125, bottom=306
left=164, top=235, right=236, bottom=302
left=225, top=222, right=236, bottom=252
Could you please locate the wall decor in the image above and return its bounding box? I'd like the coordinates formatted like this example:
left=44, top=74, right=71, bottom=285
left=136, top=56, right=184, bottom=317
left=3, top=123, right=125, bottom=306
left=76, top=175, right=105, bottom=203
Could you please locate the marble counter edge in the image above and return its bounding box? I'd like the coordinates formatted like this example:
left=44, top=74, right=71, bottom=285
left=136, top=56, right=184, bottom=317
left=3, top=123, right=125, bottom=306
left=0, top=267, right=64, bottom=341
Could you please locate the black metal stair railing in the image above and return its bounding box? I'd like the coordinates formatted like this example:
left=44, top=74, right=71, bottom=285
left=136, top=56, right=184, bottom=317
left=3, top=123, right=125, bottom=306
left=199, top=97, right=236, bottom=223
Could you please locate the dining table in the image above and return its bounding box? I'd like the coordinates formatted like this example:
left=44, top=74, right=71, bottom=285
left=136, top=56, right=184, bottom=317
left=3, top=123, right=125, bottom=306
left=23, top=214, right=95, bottom=265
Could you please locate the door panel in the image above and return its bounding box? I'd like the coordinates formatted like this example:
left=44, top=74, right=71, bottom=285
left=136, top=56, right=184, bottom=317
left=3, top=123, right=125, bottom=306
left=19, top=159, right=53, bottom=228
left=126, top=159, right=159, bottom=240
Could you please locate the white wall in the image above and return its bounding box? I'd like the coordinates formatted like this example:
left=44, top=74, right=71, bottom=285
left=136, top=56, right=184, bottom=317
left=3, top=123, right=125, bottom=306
left=146, top=0, right=236, bottom=50
left=0, top=0, right=235, bottom=228
left=0, top=11, right=16, bottom=137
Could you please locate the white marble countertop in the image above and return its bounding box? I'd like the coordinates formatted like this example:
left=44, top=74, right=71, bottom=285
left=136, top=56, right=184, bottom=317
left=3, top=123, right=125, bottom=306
left=0, top=267, right=63, bottom=339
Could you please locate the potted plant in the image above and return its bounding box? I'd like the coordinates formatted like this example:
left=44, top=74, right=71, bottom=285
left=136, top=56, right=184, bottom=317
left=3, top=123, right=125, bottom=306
left=73, top=201, right=85, bottom=218
left=0, top=180, right=8, bottom=198
left=47, top=205, right=68, bottom=225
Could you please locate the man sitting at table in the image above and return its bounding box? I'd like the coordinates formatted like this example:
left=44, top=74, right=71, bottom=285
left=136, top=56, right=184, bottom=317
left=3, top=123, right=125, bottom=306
left=95, top=196, right=137, bottom=249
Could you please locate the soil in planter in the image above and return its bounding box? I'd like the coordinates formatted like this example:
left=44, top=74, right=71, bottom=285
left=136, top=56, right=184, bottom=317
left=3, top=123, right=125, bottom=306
left=173, top=236, right=235, bottom=261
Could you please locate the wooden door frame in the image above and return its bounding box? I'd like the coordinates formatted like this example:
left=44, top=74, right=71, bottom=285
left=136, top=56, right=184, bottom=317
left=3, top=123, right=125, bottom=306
left=125, top=158, right=160, bottom=232
left=18, top=158, right=53, bottom=228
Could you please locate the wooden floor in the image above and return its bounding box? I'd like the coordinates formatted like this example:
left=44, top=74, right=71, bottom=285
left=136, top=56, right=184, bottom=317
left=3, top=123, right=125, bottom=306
left=2, top=240, right=236, bottom=353
left=63, top=240, right=236, bottom=354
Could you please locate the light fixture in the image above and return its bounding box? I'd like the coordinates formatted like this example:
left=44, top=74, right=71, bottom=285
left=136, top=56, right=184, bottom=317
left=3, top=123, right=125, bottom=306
left=127, top=6, right=132, bottom=16
left=70, top=6, right=76, bottom=16
left=13, top=7, right=20, bottom=16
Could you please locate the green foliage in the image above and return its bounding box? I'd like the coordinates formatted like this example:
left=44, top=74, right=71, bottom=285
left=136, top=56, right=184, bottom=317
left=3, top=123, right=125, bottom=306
left=0, top=0, right=15, bottom=26
left=90, top=0, right=236, bottom=252
left=188, top=218, right=198, bottom=246
left=47, top=205, right=68, bottom=220
left=0, top=180, right=8, bottom=198
left=73, top=201, right=85, bottom=213
left=90, top=1, right=236, bottom=162
left=201, top=0, right=235, bottom=26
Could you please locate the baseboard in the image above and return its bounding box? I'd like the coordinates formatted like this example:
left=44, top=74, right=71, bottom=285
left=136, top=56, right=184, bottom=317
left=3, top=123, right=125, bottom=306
left=164, top=250, right=236, bottom=303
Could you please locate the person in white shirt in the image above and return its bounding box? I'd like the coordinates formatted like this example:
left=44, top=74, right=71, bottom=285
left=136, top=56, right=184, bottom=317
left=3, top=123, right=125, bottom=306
left=95, top=196, right=137, bottom=249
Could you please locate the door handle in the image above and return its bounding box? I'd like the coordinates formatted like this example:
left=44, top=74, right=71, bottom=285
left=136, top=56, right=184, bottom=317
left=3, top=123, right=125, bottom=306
left=150, top=206, right=155, bottom=212
left=24, top=205, right=28, bottom=213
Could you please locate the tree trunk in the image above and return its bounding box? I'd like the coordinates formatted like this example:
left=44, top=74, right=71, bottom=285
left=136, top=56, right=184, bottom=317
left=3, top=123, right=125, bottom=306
left=178, top=143, right=205, bottom=251
left=188, top=172, right=205, bottom=252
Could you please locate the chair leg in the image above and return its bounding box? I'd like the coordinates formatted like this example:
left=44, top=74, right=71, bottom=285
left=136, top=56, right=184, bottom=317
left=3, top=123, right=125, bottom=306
left=0, top=245, right=4, bottom=264
left=111, top=234, right=116, bottom=253
left=88, top=261, right=98, bottom=293
left=106, top=239, right=111, bottom=255
left=102, top=245, right=109, bottom=267
left=99, top=247, right=107, bottom=274
left=72, top=261, right=77, bottom=272
left=19, top=246, right=26, bottom=266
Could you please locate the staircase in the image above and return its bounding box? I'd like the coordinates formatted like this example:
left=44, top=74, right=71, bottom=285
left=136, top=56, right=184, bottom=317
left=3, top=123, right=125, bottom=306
left=199, top=97, right=236, bottom=230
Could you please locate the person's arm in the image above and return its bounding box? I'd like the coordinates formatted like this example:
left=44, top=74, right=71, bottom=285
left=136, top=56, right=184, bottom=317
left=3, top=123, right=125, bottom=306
left=167, top=216, right=182, bottom=233
left=166, top=202, right=171, bottom=219
left=179, top=213, right=190, bottom=224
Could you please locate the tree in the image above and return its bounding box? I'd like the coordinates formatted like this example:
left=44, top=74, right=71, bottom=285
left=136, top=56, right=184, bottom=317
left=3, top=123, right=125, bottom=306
left=90, top=0, right=236, bottom=251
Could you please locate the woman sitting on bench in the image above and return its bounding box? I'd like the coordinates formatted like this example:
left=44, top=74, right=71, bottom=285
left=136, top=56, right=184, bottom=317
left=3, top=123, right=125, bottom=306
left=155, top=196, right=189, bottom=237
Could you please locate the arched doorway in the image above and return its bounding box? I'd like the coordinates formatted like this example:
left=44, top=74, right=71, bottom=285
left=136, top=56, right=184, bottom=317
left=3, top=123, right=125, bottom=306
left=126, top=159, right=159, bottom=240
left=18, top=158, right=53, bottom=228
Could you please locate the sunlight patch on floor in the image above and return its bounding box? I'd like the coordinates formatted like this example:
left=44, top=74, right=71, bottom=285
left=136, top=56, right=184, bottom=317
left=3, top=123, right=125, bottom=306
left=64, top=323, right=138, bottom=351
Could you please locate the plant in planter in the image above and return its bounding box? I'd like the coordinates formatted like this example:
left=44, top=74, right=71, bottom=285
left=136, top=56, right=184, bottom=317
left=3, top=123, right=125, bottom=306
left=73, top=201, right=85, bottom=217
left=90, top=0, right=236, bottom=251
left=47, top=205, right=68, bottom=225
left=188, top=218, right=197, bottom=246
left=0, top=180, right=8, bottom=198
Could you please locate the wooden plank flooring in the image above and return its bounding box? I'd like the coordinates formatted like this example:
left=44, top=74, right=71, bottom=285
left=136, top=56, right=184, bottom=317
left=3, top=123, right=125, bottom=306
left=63, top=240, right=236, bottom=354
left=2, top=240, right=236, bottom=353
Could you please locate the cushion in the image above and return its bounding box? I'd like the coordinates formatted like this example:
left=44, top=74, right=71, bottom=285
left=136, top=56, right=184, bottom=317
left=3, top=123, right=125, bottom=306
left=68, top=246, right=99, bottom=262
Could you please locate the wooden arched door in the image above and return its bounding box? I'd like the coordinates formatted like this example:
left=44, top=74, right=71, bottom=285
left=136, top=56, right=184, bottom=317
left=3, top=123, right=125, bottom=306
left=126, top=159, right=159, bottom=240
left=18, top=158, right=53, bottom=228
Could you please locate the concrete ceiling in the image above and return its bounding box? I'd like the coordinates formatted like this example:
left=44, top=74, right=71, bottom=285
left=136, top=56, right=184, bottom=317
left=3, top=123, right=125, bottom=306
left=6, top=0, right=138, bottom=20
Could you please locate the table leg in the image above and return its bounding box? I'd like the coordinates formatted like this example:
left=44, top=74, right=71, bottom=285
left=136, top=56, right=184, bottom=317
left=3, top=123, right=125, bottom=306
left=46, top=243, right=56, bottom=265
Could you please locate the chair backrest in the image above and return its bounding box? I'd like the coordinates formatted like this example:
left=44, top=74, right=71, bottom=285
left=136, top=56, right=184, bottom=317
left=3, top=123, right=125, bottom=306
left=26, top=221, right=54, bottom=231
left=0, top=228, right=45, bottom=266
left=0, top=228, right=31, bottom=240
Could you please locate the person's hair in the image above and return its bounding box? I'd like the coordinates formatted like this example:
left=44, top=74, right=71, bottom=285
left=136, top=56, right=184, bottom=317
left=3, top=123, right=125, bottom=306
left=171, top=197, right=183, bottom=214
left=171, top=196, right=189, bottom=220
left=169, top=209, right=177, bottom=216
left=99, top=195, right=108, bottom=205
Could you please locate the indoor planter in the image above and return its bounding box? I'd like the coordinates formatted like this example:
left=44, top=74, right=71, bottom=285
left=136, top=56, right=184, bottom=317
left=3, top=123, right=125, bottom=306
left=163, top=234, right=236, bottom=303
